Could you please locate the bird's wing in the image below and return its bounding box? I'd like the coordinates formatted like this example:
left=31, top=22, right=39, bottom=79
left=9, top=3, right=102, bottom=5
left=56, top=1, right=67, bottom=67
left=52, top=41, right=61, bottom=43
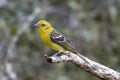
left=50, top=30, right=77, bottom=53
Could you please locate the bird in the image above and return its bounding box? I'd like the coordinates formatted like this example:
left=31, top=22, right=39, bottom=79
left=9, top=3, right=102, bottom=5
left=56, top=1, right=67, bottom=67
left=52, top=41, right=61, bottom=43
left=33, top=20, right=88, bottom=63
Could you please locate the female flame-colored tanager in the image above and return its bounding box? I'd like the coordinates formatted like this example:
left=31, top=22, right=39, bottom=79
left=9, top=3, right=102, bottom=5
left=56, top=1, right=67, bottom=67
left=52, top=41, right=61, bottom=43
left=33, top=20, right=88, bottom=62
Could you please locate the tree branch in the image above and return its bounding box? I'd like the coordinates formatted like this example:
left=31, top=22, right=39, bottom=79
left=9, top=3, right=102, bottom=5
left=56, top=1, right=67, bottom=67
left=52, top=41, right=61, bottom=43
left=44, top=51, right=120, bottom=80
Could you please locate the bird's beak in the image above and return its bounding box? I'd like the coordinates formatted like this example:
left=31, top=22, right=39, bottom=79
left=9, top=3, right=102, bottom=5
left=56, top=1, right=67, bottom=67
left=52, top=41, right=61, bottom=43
left=33, top=24, right=39, bottom=28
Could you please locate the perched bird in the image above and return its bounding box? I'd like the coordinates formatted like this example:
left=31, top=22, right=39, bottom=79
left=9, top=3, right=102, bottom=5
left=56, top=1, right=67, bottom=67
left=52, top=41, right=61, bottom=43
left=33, top=20, right=88, bottom=63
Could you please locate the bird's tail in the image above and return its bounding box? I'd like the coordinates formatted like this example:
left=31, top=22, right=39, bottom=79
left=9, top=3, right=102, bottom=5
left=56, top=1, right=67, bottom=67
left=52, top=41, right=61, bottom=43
left=76, top=53, right=89, bottom=64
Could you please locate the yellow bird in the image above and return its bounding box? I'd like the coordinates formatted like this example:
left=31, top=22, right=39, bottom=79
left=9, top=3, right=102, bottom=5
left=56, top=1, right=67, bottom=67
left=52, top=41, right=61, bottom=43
left=33, top=20, right=77, bottom=53
left=33, top=20, right=88, bottom=63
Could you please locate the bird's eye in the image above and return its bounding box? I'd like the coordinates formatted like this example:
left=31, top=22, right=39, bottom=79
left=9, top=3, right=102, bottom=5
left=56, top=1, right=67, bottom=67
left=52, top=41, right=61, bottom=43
left=41, top=24, right=45, bottom=26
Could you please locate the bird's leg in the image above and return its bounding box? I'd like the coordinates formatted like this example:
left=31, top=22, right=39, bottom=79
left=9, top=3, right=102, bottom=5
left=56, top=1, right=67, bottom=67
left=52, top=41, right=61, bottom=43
left=53, top=51, right=71, bottom=57
left=53, top=51, right=63, bottom=57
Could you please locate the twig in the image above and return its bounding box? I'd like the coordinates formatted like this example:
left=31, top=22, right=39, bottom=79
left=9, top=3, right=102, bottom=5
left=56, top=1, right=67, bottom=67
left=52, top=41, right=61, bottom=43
left=45, top=51, right=120, bottom=80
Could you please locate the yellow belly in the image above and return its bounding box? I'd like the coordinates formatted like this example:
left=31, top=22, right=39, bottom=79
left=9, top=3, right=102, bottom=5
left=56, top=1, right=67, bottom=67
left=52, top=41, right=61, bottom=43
left=43, top=37, right=65, bottom=51
left=39, top=30, right=65, bottom=51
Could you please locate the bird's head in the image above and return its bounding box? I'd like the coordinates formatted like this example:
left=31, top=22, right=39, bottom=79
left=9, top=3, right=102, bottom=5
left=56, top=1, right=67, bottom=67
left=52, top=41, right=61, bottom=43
left=33, top=20, right=53, bottom=32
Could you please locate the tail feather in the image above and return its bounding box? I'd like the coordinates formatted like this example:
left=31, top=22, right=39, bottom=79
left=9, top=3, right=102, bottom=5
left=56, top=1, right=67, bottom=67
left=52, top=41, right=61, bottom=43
left=76, top=53, right=89, bottom=64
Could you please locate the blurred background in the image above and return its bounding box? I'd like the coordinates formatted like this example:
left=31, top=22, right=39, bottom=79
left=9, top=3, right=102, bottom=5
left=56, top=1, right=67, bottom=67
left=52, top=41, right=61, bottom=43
left=0, top=0, right=120, bottom=80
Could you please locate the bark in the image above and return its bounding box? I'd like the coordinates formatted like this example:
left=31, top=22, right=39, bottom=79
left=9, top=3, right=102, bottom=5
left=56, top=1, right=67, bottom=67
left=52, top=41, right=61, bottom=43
left=44, top=51, right=120, bottom=80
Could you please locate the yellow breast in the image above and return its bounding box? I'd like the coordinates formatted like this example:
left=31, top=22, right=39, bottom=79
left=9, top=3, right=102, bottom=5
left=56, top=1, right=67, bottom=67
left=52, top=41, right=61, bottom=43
left=37, top=29, right=65, bottom=51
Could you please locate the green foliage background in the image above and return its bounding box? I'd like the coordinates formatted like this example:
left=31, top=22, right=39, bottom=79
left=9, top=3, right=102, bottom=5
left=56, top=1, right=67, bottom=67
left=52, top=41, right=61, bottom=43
left=0, top=0, right=120, bottom=80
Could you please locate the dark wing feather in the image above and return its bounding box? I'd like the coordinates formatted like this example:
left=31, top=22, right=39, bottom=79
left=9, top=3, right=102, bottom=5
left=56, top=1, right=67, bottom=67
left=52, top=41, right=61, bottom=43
left=50, top=30, right=77, bottom=53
